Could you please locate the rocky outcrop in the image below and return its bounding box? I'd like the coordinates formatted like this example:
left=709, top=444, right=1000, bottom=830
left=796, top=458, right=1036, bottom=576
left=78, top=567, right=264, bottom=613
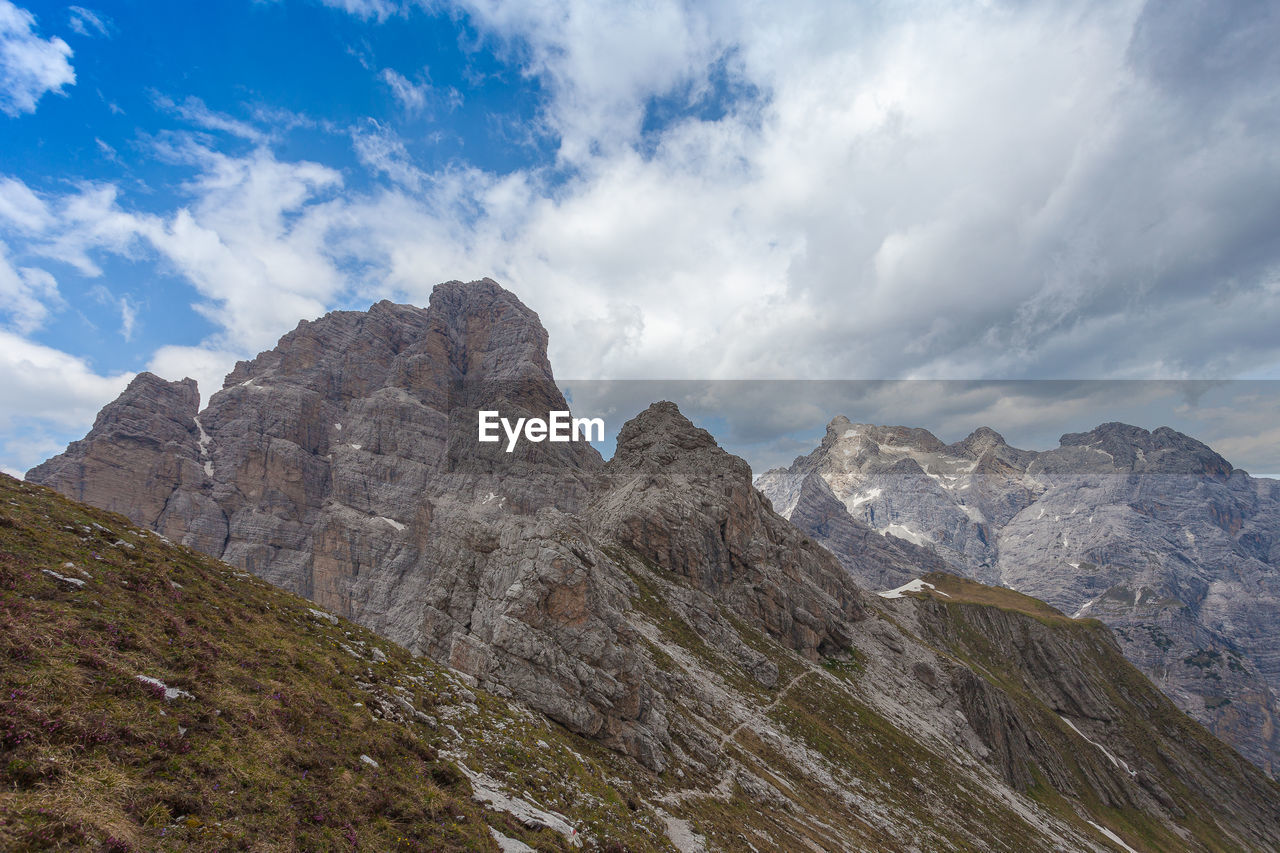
left=28, top=280, right=868, bottom=773
left=592, top=402, right=864, bottom=659
left=13, top=459, right=1280, bottom=850
left=27, top=373, right=204, bottom=526
left=759, top=416, right=1280, bottom=775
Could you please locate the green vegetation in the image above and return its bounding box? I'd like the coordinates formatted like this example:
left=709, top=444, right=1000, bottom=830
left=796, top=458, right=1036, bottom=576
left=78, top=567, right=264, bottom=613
left=0, top=475, right=667, bottom=852
left=917, top=572, right=1081, bottom=626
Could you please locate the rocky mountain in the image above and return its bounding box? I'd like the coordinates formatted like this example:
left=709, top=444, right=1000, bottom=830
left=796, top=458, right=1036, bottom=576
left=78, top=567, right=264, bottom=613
left=7, top=471, right=1280, bottom=851
left=23, top=278, right=1280, bottom=849
left=757, top=416, right=1280, bottom=776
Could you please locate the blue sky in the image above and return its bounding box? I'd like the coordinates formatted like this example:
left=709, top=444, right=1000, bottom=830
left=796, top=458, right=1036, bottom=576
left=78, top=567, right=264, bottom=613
left=3, top=0, right=1280, bottom=477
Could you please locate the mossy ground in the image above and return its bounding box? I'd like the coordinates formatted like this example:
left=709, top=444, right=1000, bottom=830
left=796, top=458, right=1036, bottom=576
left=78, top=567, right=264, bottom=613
left=0, top=475, right=668, bottom=852
left=5, top=471, right=1276, bottom=852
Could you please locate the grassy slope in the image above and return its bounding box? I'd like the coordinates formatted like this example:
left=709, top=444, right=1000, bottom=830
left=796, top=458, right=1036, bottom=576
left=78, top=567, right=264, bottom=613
left=908, top=571, right=1280, bottom=852
left=0, top=474, right=672, bottom=852
left=616, top=550, right=1082, bottom=852
left=7, top=469, right=1278, bottom=852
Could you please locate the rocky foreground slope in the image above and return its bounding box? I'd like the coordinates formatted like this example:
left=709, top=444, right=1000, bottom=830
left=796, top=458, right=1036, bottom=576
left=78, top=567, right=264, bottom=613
left=757, top=417, right=1280, bottom=776
left=10, top=443, right=1280, bottom=851
left=22, top=279, right=1280, bottom=849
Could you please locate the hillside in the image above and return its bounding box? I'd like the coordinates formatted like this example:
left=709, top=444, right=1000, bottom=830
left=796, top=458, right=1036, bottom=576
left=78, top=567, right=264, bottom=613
left=7, top=452, right=1280, bottom=849
left=0, top=473, right=666, bottom=851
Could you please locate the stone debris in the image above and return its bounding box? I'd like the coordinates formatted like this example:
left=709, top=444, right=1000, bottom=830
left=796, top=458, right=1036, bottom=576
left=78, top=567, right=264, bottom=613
left=42, top=569, right=86, bottom=589
left=136, top=675, right=194, bottom=701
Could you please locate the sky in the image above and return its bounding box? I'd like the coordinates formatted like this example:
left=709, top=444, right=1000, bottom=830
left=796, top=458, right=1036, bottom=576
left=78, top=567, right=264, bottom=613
left=2, top=0, right=1280, bottom=478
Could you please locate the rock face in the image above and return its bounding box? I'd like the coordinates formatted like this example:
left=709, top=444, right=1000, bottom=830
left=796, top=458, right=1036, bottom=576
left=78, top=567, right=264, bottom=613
left=594, top=401, right=863, bottom=659
left=29, top=280, right=868, bottom=771
left=27, top=372, right=204, bottom=526
left=758, top=416, right=1280, bottom=775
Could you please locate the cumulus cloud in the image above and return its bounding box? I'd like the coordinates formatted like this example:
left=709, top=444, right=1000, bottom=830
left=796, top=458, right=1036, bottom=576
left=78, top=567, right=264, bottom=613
left=8, top=0, right=1280, bottom=473
left=0, top=327, right=135, bottom=471
left=0, top=242, right=60, bottom=332
left=0, top=328, right=132, bottom=461
left=0, top=0, right=74, bottom=116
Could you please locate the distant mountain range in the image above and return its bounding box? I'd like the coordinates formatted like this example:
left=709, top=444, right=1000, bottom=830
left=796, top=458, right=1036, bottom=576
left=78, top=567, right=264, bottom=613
left=17, top=279, right=1280, bottom=850
left=757, top=416, right=1280, bottom=775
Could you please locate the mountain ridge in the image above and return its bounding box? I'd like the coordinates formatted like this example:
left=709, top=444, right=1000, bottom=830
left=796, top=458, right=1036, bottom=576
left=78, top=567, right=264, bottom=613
left=757, top=413, right=1280, bottom=776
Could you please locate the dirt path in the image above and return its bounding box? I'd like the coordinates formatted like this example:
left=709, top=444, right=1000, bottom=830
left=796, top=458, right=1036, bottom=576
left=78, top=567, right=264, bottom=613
left=660, top=668, right=814, bottom=806
left=717, top=669, right=811, bottom=749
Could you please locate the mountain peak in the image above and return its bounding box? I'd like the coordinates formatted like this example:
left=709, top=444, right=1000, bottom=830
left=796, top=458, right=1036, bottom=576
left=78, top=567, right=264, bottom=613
left=1059, top=421, right=1233, bottom=478
left=957, top=425, right=1008, bottom=457
left=611, top=401, right=748, bottom=479
left=823, top=417, right=946, bottom=452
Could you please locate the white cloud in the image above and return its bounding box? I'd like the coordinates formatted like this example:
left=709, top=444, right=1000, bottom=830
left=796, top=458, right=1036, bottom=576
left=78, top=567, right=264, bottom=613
left=0, top=329, right=132, bottom=431
left=0, top=241, right=60, bottom=333
left=351, top=120, right=430, bottom=191
left=87, top=284, right=138, bottom=341
left=137, top=147, right=346, bottom=354
left=156, top=94, right=271, bottom=143
left=6, top=0, right=1280, bottom=482
left=319, top=0, right=398, bottom=22
left=147, top=344, right=241, bottom=407
left=0, top=175, right=53, bottom=230
left=67, top=6, right=108, bottom=38
left=380, top=68, right=429, bottom=113
left=0, top=330, right=133, bottom=474
left=0, top=0, right=74, bottom=116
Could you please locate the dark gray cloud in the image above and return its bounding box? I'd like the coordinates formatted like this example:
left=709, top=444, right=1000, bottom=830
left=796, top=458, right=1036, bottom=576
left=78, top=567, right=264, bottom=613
left=558, top=380, right=1280, bottom=478
left=7, top=0, right=1280, bottom=476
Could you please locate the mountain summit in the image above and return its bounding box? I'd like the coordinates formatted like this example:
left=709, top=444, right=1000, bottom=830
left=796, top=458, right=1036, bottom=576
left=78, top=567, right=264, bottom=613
left=758, top=415, right=1280, bottom=775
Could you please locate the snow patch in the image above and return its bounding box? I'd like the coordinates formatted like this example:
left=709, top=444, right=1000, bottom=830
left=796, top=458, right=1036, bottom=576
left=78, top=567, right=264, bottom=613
left=1071, top=595, right=1098, bottom=619
left=193, top=416, right=214, bottom=477
left=377, top=516, right=406, bottom=531
left=878, top=578, right=950, bottom=599
left=1086, top=821, right=1139, bottom=853
left=1058, top=716, right=1135, bottom=776
left=847, top=487, right=882, bottom=508
left=881, top=523, right=929, bottom=547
